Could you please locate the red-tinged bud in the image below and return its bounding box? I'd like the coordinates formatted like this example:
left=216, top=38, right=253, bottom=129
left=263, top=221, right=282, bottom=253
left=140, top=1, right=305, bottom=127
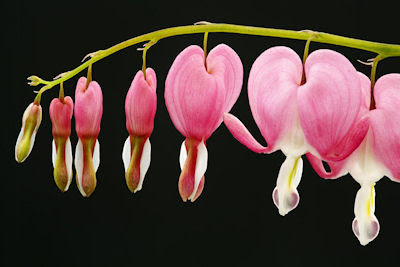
left=15, top=102, right=42, bottom=163
left=74, top=77, right=103, bottom=197
left=122, top=68, right=157, bottom=193
left=49, top=97, right=74, bottom=192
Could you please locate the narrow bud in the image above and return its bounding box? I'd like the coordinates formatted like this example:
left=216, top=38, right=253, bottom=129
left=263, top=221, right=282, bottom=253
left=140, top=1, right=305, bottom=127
left=15, top=102, right=42, bottom=163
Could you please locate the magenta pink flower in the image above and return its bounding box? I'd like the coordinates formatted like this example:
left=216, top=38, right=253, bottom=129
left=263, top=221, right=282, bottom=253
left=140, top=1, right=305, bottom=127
left=49, top=96, right=74, bottom=192
left=165, top=44, right=243, bottom=202
left=15, top=102, right=42, bottom=163
left=224, top=46, right=367, bottom=215
left=122, top=68, right=157, bottom=193
left=307, top=73, right=400, bottom=245
left=74, top=77, right=103, bottom=197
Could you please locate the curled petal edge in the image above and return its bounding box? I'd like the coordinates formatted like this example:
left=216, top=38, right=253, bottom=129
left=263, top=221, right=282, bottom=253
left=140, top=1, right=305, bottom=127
left=223, top=112, right=273, bottom=154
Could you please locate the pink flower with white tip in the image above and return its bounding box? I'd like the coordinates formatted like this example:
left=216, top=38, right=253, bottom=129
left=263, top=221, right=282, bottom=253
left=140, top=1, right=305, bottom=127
left=308, top=73, right=400, bottom=245
left=122, top=68, right=157, bottom=193
left=224, top=46, right=368, bottom=215
left=74, top=77, right=103, bottom=197
left=49, top=96, right=74, bottom=192
left=165, top=44, right=243, bottom=202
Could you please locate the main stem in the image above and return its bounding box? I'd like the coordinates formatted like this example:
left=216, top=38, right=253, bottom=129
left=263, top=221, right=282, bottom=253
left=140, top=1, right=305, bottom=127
left=34, top=23, right=400, bottom=94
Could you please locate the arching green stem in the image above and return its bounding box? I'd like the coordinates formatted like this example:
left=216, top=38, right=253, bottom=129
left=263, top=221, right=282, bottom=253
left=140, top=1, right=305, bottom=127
left=59, top=82, right=64, bottom=103
left=301, top=34, right=315, bottom=85
left=29, top=23, right=400, bottom=95
left=203, top=32, right=209, bottom=69
left=369, top=55, right=385, bottom=110
left=141, top=39, right=157, bottom=80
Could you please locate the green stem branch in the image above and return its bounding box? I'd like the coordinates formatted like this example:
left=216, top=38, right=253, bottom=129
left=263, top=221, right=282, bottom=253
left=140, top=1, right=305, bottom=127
left=32, top=23, right=400, bottom=94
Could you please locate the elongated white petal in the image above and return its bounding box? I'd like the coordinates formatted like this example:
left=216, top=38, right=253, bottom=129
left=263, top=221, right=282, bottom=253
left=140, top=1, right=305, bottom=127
left=272, top=156, right=303, bottom=216
left=93, top=139, right=100, bottom=172
left=136, top=138, right=151, bottom=192
left=188, top=140, right=208, bottom=201
left=179, top=140, right=187, bottom=170
left=352, top=185, right=380, bottom=246
left=122, top=136, right=131, bottom=171
left=74, top=139, right=86, bottom=197
left=52, top=139, right=57, bottom=168
left=64, top=138, right=73, bottom=191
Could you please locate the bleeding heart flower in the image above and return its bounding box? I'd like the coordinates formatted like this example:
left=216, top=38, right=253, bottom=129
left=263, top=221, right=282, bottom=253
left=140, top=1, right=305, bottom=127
left=307, top=73, right=400, bottom=245
left=15, top=102, right=42, bottom=163
left=165, top=44, right=243, bottom=202
left=49, top=96, right=74, bottom=192
left=122, top=68, right=157, bottom=193
left=224, top=46, right=367, bottom=215
left=74, top=77, right=103, bottom=197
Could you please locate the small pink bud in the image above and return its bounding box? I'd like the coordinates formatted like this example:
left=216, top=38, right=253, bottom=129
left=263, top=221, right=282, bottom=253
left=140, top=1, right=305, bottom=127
left=49, top=97, right=74, bottom=192
left=74, top=77, right=103, bottom=197
left=122, top=68, right=157, bottom=193
left=15, top=102, right=42, bottom=163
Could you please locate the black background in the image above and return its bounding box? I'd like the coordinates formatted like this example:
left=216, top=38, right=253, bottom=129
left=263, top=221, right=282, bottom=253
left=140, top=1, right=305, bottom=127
left=4, top=0, right=400, bottom=266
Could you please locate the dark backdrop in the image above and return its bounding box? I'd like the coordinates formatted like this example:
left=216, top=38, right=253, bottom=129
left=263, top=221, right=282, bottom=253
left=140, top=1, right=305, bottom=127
left=4, top=0, right=400, bottom=266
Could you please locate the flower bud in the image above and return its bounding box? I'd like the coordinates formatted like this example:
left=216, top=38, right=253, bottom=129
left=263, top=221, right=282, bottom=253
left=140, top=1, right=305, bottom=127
left=49, top=96, right=74, bottom=192
left=15, top=102, right=42, bottom=163
left=74, top=77, right=103, bottom=197
left=122, top=68, right=156, bottom=193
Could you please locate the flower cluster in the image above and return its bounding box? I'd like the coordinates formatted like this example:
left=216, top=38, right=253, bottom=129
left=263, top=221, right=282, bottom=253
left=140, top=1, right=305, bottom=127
left=15, top=40, right=400, bottom=246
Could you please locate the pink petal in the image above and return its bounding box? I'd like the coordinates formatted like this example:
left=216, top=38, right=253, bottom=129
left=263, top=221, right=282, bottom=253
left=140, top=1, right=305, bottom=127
left=74, top=77, right=103, bottom=138
left=165, top=45, right=243, bottom=140
left=49, top=96, right=74, bottom=138
left=248, top=46, right=303, bottom=150
left=298, top=49, right=363, bottom=161
left=223, top=112, right=271, bottom=153
left=370, top=74, right=400, bottom=181
left=125, top=68, right=157, bottom=137
left=306, top=153, right=348, bottom=179
left=206, top=44, right=243, bottom=117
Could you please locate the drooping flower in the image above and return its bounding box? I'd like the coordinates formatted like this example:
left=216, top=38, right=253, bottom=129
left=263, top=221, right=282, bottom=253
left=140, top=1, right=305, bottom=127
left=15, top=101, right=42, bottom=163
left=224, top=46, right=367, bottom=215
left=49, top=96, right=74, bottom=192
left=122, top=68, right=157, bottom=193
left=74, top=77, right=103, bottom=197
left=165, top=44, right=243, bottom=202
left=307, top=73, right=400, bottom=245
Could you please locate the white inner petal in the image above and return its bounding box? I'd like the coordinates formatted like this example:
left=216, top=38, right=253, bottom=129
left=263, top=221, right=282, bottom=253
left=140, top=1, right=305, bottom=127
left=136, top=138, right=151, bottom=193
left=52, top=139, right=56, bottom=168
left=279, top=115, right=308, bottom=157
left=188, top=140, right=208, bottom=201
left=64, top=138, right=73, bottom=191
left=348, top=131, right=386, bottom=185
left=93, top=139, right=100, bottom=172
left=74, top=139, right=86, bottom=197
left=122, top=136, right=131, bottom=172
left=274, top=155, right=303, bottom=216
left=353, top=185, right=380, bottom=245
left=179, top=140, right=187, bottom=170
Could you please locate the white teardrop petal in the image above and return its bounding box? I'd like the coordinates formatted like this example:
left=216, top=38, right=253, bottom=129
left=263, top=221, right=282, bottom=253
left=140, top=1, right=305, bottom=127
left=122, top=136, right=131, bottom=172
left=136, top=138, right=151, bottom=193
left=273, top=156, right=302, bottom=216
left=179, top=140, right=187, bottom=171
left=52, top=139, right=56, bottom=168
left=188, top=140, right=208, bottom=201
left=93, top=139, right=100, bottom=172
left=353, top=185, right=380, bottom=245
left=74, top=139, right=86, bottom=197
left=64, top=138, right=73, bottom=191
